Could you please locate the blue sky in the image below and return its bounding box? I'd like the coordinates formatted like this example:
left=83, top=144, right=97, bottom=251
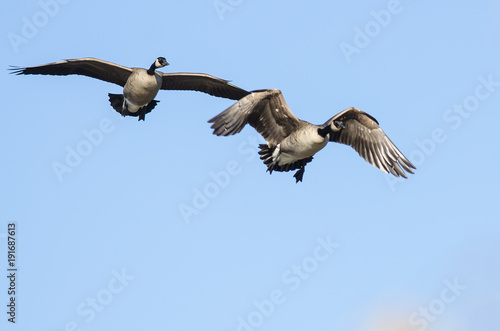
left=1, top=0, right=500, bottom=330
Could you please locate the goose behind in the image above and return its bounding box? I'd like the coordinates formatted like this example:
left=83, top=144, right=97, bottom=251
left=10, top=57, right=250, bottom=121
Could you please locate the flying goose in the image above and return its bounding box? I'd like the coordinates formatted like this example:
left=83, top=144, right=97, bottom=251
left=209, top=89, right=415, bottom=182
left=10, top=57, right=249, bottom=121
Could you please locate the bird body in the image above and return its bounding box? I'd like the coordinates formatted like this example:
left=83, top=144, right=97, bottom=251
left=122, top=67, right=163, bottom=113
left=276, top=121, right=329, bottom=165
left=209, top=89, right=415, bottom=182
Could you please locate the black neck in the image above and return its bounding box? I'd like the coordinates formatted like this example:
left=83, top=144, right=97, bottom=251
left=147, top=63, right=156, bottom=75
left=317, top=126, right=331, bottom=138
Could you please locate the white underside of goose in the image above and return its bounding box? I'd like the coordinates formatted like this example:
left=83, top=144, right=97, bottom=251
left=123, top=69, right=163, bottom=113
left=276, top=131, right=329, bottom=166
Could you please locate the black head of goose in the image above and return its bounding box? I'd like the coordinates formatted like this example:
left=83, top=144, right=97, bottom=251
left=9, top=57, right=249, bottom=121
left=209, top=89, right=415, bottom=182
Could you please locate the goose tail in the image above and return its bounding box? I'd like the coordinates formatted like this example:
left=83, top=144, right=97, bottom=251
left=258, top=144, right=313, bottom=179
left=108, top=93, right=124, bottom=114
left=107, top=93, right=158, bottom=121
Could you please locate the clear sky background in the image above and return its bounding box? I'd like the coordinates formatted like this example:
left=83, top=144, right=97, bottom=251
left=1, top=0, right=499, bottom=330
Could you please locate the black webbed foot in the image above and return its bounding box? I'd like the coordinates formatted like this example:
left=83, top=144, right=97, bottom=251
left=293, top=166, right=305, bottom=183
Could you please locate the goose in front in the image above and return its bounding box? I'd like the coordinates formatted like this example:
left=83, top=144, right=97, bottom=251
left=10, top=57, right=249, bottom=121
left=209, top=89, right=415, bottom=182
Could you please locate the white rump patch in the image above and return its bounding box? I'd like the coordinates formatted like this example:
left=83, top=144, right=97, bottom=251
left=272, top=144, right=281, bottom=162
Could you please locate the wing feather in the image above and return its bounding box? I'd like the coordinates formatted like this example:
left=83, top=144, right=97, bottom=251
left=9, top=58, right=133, bottom=87
left=328, top=108, right=415, bottom=177
left=161, top=73, right=249, bottom=100
left=209, top=89, right=301, bottom=145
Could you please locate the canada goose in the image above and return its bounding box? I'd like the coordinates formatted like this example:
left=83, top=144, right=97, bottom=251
left=10, top=57, right=249, bottom=121
left=209, top=89, right=415, bottom=182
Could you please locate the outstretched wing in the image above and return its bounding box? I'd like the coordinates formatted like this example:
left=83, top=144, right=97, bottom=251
left=327, top=107, right=415, bottom=178
left=9, top=58, right=133, bottom=87
left=208, top=89, right=301, bottom=145
left=160, top=72, right=249, bottom=100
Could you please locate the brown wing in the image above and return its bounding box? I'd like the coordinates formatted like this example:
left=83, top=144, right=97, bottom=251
left=327, top=107, right=415, bottom=178
left=9, top=58, right=133, bottom=87
left=160, top=72, right=249, bottom=100
left=208, top=89, right=301, bottom=145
